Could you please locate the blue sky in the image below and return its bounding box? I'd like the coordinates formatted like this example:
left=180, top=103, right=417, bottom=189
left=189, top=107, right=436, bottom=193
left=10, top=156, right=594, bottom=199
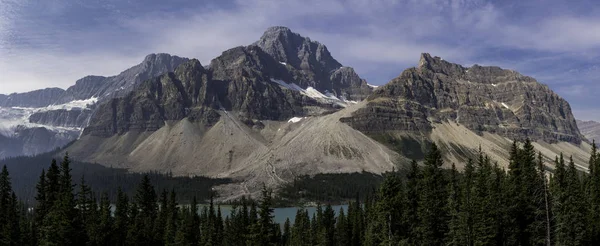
left=1, top=0, right=600, bottom=120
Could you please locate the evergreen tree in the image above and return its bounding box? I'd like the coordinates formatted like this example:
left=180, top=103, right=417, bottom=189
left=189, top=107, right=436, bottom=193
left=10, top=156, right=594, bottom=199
left=164, top=189, right=178, bottom=245
left=114, top=187, right=129, bottom=246
left=404, top=159, right=420, bottom=244
left=256, top=185, right=276, bottom=246
left=446, top=163, right=462, bottom=246
left=417, top=143, right=448, bottom=245
left=130, top=174, right=157, bottom=245
left=587, top=141, right=600, bottom=244
left=335, top=208, right=349, bottom=246
left=282, top=218, right=291, bottom=246
left=39, top=154, right=79, bottom=246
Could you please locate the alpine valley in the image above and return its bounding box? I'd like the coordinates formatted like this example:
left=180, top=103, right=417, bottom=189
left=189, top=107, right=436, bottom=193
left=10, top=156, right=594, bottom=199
left=0, top=27, right=594, bottom=199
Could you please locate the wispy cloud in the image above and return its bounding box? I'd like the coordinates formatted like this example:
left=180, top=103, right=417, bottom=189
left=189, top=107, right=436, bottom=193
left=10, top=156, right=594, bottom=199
left=1, top=0, right=600, bottom=119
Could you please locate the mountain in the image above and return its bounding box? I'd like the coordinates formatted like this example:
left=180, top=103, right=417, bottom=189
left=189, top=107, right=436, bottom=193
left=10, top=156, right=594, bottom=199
left=577, top=119, right=600, bottom=144
left=254, top=26, right=373, bottom=101
left=17, top=27, right=589, bottom=199
left=0, top=54, right=188, bottom=159
left=65, top=27, right=390, bottom=198
left=0, top=88, right=66, bottom=108
left=341, top=53, right=588, bottom=167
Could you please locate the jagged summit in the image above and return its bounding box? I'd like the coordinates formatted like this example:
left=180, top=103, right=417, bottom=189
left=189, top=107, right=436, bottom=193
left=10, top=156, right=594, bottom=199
left=255, top=26, right=341, bottom=71
left=417, top=53, right=536, bottom=84
left=253, top=26, right=371, bottom=100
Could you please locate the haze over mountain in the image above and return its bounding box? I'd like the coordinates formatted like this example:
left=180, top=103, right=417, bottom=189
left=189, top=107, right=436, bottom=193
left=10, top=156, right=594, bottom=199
left=577, top=119, right=600, bottom=144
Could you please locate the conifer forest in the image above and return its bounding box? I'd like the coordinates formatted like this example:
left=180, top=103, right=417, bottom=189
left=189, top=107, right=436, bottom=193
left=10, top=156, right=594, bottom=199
left=0, top=139, right=599, bottom=245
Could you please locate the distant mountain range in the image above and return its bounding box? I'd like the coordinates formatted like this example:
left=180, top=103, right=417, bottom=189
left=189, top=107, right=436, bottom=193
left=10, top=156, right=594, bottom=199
left=0, top=26, right=594, bottom=199
left=0, top=54, right=189, bottom=158
left=577, top=120, right=600, bottom=144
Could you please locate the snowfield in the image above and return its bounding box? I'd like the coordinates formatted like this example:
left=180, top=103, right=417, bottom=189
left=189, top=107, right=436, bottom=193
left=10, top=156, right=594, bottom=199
left=0, top=97, right=97, bottom=137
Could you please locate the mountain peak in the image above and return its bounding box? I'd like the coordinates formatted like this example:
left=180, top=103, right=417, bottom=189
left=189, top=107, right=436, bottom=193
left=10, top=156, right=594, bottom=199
left=255, top=26, right=341, bottom=72
left=262, top=26, right=293, bottom=36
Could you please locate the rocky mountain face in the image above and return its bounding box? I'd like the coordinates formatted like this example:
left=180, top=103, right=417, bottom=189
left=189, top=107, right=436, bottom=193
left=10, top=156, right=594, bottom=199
left=84, top=51, right=333, bottom=137
left=0, top=54, right=188, bottom=159
left=0, top=88, right=66, bottom=108
left=56, top=53, right=189, bottom=104
left=577, top=120, right=600, bottom=144
left=4, top=27, right=592, bottom=199
left=254, top=26, right=372, bottom=101
left=342, top=53, right=582, bottom=146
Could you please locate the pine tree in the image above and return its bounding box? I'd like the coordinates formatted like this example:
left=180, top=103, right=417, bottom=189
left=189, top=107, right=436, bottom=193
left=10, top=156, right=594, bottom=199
left=587, top=141, right=600, bottom=244
left=446, top=163, right=462, bottom=246
left=0, top=166, right=19, bottom=245
left=33, top=169, right=47, bottom=227
left=155, top=189, right=169, bottom=244
left=365, top=171, right=404, bottom=245
left=458, top=159, right=475, bottom=246
left=164, top=189, right=178, bottom=245
left=39, top=154, right=79, bottom=246
left=114, top=187, right=129, bottom=246
left=89, top=192, right=113, bottom=246
left=417, top=143, right=448, bottom=245
left=290, top=209, right=310, bottom=246
left=77, top=176, right=93, bottom=243
left=282, top=218, right=291, bottom=246
left=560, top=156, right=587, bottom=245
left=257, top=185, right=276, bottom=246
left=131, top=174, right=158, bottom=245
left=335, top=208, right=349, bottom=246
left=472, top=153, right=497, bottom=245
left=404, top=159, right=420, bottom=244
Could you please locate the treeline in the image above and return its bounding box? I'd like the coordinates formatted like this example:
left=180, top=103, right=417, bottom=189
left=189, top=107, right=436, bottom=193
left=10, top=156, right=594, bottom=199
left=0, top=139, right=599, bottom=245
left=276, top=172, right=384, bottom=205
left=1, top=150, right=231, bottom=203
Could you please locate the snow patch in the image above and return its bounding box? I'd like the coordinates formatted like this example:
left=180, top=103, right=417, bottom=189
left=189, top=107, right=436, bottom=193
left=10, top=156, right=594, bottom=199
left=288, top=117, right=304, bottom=123
left=492, top=84, right=497, bottom=87
left=367, top=83, right=379, bottom=88
left=269, top=78, right=358, bottom=107
left=279, top=61, right=287, bottom=66
left=501, top=103, right=510, bottom=109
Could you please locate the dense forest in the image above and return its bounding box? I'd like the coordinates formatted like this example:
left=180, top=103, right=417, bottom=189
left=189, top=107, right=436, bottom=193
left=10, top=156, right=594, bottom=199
left=0, top=147, right=231, bottom=203
left=0, top=139, right=599, bottom=245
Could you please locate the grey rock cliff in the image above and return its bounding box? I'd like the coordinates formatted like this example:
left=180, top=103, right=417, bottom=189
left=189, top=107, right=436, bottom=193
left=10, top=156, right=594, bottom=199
left=254, top=26, right=372, bottom=100
left=342, top=53, right=583, bottom=144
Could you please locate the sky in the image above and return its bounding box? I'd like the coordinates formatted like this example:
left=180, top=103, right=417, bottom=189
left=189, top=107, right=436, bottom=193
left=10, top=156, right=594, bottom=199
left=1, top=0, right=600, bottom=120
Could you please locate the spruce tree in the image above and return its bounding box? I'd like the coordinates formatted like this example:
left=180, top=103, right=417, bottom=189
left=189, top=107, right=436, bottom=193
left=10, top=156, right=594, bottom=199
left=417, top=143, right=448, bottom=245
left=114, top=187, right=129, bottom=246
left=446, top=163, right=462, bottom=246
left=257, top=185, right=276, bottom=246
left=404, top=159, right=420, bottom=244
left=282, top=218, right=291, bottom=246
left=459, top=159, right=475, bottom=246
left=335, top=208, right=349, bottom=246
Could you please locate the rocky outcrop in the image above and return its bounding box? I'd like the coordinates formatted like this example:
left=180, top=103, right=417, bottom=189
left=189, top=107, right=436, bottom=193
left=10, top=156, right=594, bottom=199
left=84, top=55, right=330, bottom=137
left=342, top=53, right=583, bottom=144
left=254, top=26, right=372, bottom=100
left=56, top=53, right=189, bottom=104
left=577, top=120, right=600, bottom=144
left=29, top=109, right=92, bottom=128
left=0, top=88, right=65, bottom=108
